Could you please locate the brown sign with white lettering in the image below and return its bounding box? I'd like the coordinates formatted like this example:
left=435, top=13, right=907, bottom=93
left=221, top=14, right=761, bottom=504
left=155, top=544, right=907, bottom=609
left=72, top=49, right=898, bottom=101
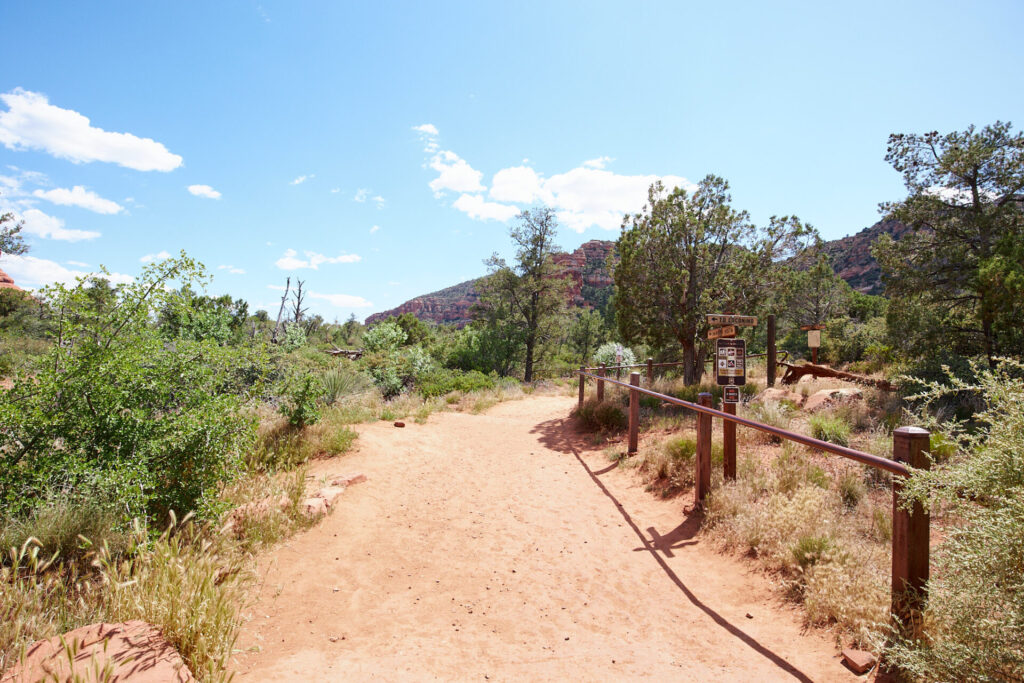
left=707, top=325, right=737, bottom=340
left=707, top=314, right=758, bottom=327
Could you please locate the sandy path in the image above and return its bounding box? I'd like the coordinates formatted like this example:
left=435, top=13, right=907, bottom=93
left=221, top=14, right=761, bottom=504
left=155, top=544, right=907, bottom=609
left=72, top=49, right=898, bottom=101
left=234, top=396, right=855, bottom=681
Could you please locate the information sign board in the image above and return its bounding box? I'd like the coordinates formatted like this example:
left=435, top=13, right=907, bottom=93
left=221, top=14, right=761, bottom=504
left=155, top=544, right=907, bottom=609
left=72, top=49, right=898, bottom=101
left=723, top=385, right=741, bottom=403
left=715, top=338, right=746, bottom=386
left=807, top=330, right=821, bottom=348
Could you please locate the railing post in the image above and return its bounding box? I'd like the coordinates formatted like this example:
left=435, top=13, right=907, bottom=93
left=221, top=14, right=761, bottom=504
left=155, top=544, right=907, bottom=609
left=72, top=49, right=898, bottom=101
left=578, top=367, right=585, bottom=408
left=723, top=400, right=736, bottom=481
left=628, top=372, right=640, bottom=454
left=647, top=358, right=654, bottom=387
left=597, top=364, right=605, bottom=402
left=695, top=393, right=713, bottom=508
left=767, top=314, right=776, bottom=387
left=891, top=426, right=930, bottom=638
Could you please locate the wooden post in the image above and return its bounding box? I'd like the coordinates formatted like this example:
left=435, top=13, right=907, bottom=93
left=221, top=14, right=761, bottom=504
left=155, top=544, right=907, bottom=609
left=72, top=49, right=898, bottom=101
left=628, top=372, right=640, bottom=455
left=723, top=401, right=736, bottom=481
left=597, top=364, right=605, bottom=402
left=647, top=358, right=654, bottom=388
left=695, top=393, right=713, bottom=508
left=891, top=426, right=930, bottom=637
left=578, top=366, right=585, bottom=408
left=767, top=314, right=776, bottom=387
left=811, top=347, right=819, bottom=364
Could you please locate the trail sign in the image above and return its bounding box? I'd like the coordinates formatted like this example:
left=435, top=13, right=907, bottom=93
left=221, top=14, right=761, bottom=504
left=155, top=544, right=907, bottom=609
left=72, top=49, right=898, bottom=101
left=723, top=385, right=740, bottom=403
left=707, top=314, right=757, bottom=327
left=807, top=329, right=821, bottom=348
left=715, top=338, right=746, bottom=386
left=707, top=325, right=737, bottom=340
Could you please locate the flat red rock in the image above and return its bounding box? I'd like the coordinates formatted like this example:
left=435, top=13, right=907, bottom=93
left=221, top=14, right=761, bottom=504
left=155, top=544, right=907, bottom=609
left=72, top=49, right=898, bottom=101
left=2, top=620, right=193, bottom=682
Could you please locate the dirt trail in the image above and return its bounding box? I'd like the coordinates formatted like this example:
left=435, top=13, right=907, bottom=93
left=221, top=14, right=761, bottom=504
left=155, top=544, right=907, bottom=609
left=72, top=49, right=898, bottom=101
left=234, top=396, right=855, bottom=681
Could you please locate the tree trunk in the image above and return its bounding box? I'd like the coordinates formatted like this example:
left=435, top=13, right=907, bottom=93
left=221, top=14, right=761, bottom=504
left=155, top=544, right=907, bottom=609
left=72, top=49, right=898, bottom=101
left=524, top=334, right=535, bottom=382
left=682, top=340, right=699, bottom=385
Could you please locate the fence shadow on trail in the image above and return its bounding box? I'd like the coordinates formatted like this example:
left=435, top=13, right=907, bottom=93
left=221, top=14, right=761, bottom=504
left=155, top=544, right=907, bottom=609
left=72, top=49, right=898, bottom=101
left=528, top=415, right=816, bottom=683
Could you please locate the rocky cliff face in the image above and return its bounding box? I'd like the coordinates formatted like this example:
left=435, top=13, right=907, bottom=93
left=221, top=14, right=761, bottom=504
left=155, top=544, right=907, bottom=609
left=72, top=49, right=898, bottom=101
left=366, top=221, right=905, bottom=326
left=365, top=240, right=615, bottom=327
left=820, top=219, right=909, bottom=294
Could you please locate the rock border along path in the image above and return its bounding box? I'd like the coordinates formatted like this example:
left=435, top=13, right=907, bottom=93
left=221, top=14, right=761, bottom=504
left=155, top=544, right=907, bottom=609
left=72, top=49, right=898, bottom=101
left=234, top=395, right=854, bottom=681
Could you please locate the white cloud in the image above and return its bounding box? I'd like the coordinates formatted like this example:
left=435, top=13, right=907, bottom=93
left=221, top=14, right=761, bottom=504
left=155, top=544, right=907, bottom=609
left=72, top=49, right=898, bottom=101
left=187, top=184, right=221, bottom=199
left=582, top=156, right=613, bottom=170
left=267, top=284, right=287, bottom=291
left=353, top=188, right=385, bottom=208
left=369, top=225, right=380, bottom=234
left=330, top=187, right=340, bottom=194
left=429, top=150, right=485, bottom=197
left=490, top=165, right=546, bottom=203
left=0, top=88, right=182, bottom=171
left=274, top=248, right=362, bottom=270
left=32, top=185, right=123, bottom=214
left=309, top=291, right=373, bottom=308
left=452, top=194, right=520, bottom=222
left=0, top=254, right=132, bottom=288
left=20, top=209, right=100, bottom=241
left=140, top=250, right=171, bottom=263
left=218, top=264, right=245, bottom=274
left=412, top=123, right=439, bottom=136
left=66, top=260, right=90, bottom=267
left=290, top=174, right=313, bottom=185
left=371, top=194, right=385, bottom=208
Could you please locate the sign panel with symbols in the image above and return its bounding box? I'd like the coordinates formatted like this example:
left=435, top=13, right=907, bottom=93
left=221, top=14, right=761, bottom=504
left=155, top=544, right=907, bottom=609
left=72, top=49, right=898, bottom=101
left=723, top=385, right=741, bottom=403
left=707, top=314, right=758, bottom=328
left=715, top=338, right=746, bottom=386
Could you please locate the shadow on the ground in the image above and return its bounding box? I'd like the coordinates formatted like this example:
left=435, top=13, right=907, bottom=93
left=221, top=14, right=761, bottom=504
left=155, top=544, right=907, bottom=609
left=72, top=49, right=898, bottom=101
left=530, top=414, right=817, bottom=683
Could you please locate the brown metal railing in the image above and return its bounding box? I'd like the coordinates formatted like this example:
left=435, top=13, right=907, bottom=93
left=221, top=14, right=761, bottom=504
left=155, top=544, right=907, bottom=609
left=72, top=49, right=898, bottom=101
left=575, top=368, right=929, bottom=637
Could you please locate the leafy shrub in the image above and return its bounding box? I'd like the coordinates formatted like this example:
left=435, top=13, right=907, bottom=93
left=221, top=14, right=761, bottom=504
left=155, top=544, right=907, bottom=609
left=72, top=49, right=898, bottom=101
left=282, top=323, right=307, bottom=351
left=809, top=413, right=851, bottom=446
left=0, top=257, right=264, bottom=523
left=417, top=369, right=496, bottom=398
left=593, top=342, right=636, bottom=368
left=362, top=321, right=407, bottom=353
left=791, top=534, right=833, bottom=569
left=279, top=375, right=322, bottom=429
left=888, top=360, right=1024, bottom=680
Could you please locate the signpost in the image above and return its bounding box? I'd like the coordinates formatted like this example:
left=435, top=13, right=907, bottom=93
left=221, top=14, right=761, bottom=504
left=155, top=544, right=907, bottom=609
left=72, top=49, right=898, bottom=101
left=706, top=313, right=754, bottom=485
left=723, top=385, right=740, bottom=403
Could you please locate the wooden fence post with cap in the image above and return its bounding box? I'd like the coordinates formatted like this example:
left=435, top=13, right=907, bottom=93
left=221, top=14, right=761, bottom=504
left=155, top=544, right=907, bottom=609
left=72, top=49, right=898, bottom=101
left=647, top=358, right=654, bottom=387
left=628, top=372, right=640, bottom=454
left=695, top=392, right=713, bottom=508
left=597, top=364, right=606, bottom=402
left=891, top=426, right=930, bottom=637
left=578, top=366, right=585, bottom=408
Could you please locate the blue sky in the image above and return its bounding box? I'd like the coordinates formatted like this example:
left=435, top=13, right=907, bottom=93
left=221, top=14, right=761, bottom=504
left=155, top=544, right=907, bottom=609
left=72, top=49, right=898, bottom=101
left=2, top=1, right=1022, bottom=320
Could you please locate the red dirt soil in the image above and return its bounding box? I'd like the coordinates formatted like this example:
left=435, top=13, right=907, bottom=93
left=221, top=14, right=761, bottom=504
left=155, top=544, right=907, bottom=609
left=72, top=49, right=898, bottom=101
left=233, top=396, right=856, bottom=681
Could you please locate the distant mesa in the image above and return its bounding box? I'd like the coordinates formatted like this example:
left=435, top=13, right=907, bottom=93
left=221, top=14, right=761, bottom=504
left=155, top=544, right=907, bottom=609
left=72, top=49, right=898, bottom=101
left=365, top=221, right=906, bottom=326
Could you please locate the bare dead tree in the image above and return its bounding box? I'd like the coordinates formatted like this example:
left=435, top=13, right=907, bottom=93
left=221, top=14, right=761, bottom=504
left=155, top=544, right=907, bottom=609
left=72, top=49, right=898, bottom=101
left=290, top=279, right=308, bottom=325
left=271, top=277, right=291, bottom=344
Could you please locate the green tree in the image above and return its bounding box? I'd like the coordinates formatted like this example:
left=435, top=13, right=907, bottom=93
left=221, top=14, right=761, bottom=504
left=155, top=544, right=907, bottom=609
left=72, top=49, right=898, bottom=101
left=567, top=309, right=607, bottom=365
left=874, top=121, right=1024, bottom=364
left=788, top=251, right=848, bottom=327
left=614, top=177, right=811, bottom=384
left=477, top=207, right=569, bottom=382
left=0, top=211, right=27, bottom=256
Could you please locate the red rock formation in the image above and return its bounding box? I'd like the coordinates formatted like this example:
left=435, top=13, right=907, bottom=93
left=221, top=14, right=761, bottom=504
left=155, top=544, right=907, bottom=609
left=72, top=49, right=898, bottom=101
left=0, top=266, right=20, bottom=291
left=366, top=240, right=616, bottom=327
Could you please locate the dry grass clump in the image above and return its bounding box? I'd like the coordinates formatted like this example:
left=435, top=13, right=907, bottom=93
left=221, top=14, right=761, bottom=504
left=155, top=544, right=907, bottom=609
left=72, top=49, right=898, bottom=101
left=704, top=451, right=890, bottom=646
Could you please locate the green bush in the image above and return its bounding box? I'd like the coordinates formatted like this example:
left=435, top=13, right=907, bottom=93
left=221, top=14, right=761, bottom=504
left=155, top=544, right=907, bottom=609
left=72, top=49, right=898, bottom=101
left=791, top=534, right=833, bottom=569
left=887, top=360, right=1024, bottom=679
left=593, top=342, right=637, bottom=368
left=320, top=367, right=373, bottom=404
left=280, top=375, right=322, bottom=429
left=809, top=413, right=851, bottom=446
left=363, top=320, right=407, bottom=353
left=417, top=369, right=496, bottom=398
left=0, top=256, right=264, bottom=523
